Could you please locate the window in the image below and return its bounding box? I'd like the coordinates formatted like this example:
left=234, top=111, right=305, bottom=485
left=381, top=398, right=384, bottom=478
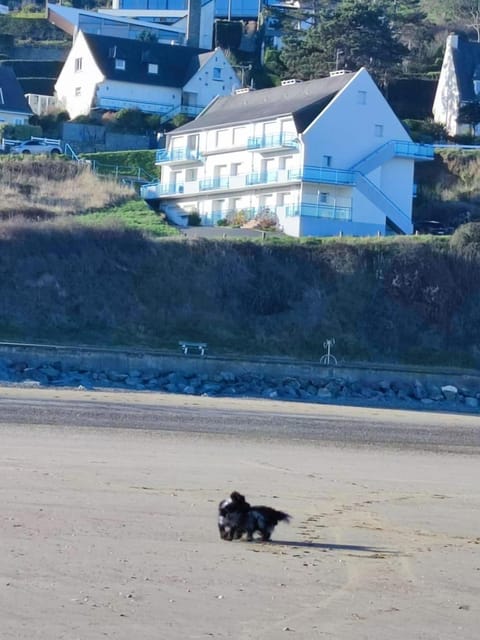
left=374, top=124, right=384, bottom=137
left=230, top=163, right=242, bottom=177
left=148, top=63, right=158, bottom=74
left=213, top=67, right=222, bottom=80
left=115, top=59, right=126, bottom=70
left=322, top=155, right=332, bottom=167
left=318, top=192, right=328, bottom=204
left=185, top=168, right=197, bottom=182
left=75, top=87, right=81, bottom=96
left=357, top=90, right=367, bottom=105
left=74, top=57, right=82, bottom=72
left=233, top=126, right=246, bottom=145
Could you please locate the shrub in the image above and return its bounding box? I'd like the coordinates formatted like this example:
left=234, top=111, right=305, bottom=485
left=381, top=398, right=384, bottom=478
left=449, top=222, right=480, bottom=260
left=187, top=211, right=201, bottom=226
left=0, top=123, right=42, bottom=141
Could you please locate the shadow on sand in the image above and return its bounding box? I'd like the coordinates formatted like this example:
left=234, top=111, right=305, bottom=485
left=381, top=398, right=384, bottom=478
left=264, top=539, right=399, bottom=555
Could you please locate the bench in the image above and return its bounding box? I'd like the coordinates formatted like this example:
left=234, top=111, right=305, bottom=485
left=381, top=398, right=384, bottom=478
left=178, top=341, right=208, bottom=356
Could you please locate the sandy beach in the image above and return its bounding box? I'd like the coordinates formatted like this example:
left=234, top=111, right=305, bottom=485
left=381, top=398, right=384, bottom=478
left=1, top=388, right=479, bottom=639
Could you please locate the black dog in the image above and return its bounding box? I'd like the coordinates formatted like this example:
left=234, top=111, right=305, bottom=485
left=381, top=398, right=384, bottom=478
left=218, top=491, right=290, bottom=541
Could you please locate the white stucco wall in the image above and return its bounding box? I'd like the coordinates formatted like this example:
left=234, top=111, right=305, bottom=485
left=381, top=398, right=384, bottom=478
left=96, top=80, right=181, bottom=113
left=0, top=110, right=30, bottom=125
left=302, top=69, right=410, bottom=168
left=432, top=36, right=463, bottom=137
left=183, top=49, right=240, bottom=107
left=55, top=32, right=105, bottom=119
left=155, top=69, right=419, bottom=237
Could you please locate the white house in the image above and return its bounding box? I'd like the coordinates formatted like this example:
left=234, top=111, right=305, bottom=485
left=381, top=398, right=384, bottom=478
left=0, top=66, right=32, bottom=126
left=433, top=33, right=480, bottom=137
left=141, top=68, right=433, bottom=238
left=47, top=1, right=215, bottom=49
left=54, top=31, right=240, bottom=121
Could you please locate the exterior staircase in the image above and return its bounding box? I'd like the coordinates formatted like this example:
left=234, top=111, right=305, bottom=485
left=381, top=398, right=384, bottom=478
left=354, top=173, right=413, bottom=234
left=160, top=203, right=189, bottom=227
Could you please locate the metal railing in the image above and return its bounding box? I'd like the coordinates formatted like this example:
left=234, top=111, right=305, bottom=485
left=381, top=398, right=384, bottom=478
left=284, top=203, right=352, bottom=220
left=292, top=166, right=356, bottom=185
left=199, top=176, right=230, bottom=191
left=156, top=148, right=202, bottom=163
left=247, top=133, right=299, bottom=150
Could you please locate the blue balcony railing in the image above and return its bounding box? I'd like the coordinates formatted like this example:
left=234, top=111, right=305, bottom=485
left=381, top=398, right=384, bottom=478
left=393, top=140, right=434, bottom=160
left=292, top=166, right=356, bottom=185
left=247, top=133, right=299, bottom=150
left=156, top=148, right=202, bottom=163
left=140, top=182, right=183, bottom=198
left=285, top=203, right=352, bottom=221
left=246, top=171, right=278, bottom=185
left=199, top=176, right=230, bottom=191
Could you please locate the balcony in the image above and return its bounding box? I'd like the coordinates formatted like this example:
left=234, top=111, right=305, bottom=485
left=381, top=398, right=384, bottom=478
left=292, top=166, right=356, bottom=185
left=284, top=203, right=352, bottom=221
left=155, top=148, right=203, bottom=165
left=140, top=181, right=184, bottom=199
left=246, top=171, right=278, bottom=185
left=96, top=96, right=172, bottom=114
left=199, top=176, right=230, bottom=191
left=393, top=140, right=434, bottom=160
left=141, top=164, right=352, bottom=200
left=247, top=133, right=299, bottom=153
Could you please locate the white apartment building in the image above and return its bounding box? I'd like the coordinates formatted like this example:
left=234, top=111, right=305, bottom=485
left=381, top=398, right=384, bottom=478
left=141, top=68, right=433, bottom=237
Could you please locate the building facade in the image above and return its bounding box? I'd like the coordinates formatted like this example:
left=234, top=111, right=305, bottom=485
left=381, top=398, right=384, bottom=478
left=55, top=31, right=240, bottom=120
left=433, top=33, right=480, bottom=137
left=141, top=68, right=433, bottom=237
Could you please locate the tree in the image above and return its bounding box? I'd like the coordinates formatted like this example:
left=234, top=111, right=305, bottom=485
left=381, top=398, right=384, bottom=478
left=458, top=100, right=480, bottom=134
left=277, top=0, right=408, bottom=82
left=426, top=0, right=480, bottom=41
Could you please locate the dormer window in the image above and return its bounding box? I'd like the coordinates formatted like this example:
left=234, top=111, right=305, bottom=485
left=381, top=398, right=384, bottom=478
left=148, top=63, right=158, bottom=74
left=115, top=59, right=126, bottom=71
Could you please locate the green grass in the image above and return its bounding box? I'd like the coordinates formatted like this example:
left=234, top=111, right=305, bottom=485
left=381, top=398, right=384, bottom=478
left=79, top=199, right=180, bottom=237
left=80, top=150, right=159, bottom=182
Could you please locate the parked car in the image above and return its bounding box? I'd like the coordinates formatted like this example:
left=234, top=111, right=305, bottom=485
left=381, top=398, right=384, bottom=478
left=10, top=139, right=63, bottom=156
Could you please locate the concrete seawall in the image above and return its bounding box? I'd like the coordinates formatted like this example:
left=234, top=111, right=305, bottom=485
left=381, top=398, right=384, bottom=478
left=1, top=341, right=478, bottom=390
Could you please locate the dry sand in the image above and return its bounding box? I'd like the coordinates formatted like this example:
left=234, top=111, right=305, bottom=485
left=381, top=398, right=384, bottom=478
left=1, top=389, right=479, bottom=639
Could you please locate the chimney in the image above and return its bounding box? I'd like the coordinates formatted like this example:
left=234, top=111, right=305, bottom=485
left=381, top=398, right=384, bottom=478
left=186, top=0, right=201, bottom=48
left=448, top=33, right=459, bottom=49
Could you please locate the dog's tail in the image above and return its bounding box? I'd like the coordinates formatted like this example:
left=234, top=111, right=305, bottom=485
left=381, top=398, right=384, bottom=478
left=253, top=506, right=291, bottom=524
left=275, top=510, right=291, bottom=524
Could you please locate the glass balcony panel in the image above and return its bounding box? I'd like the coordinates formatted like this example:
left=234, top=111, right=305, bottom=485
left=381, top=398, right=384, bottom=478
left=247, top=132, right=299, bottom=150
left=156, top=148, right=202, bottom=163
left=199, top=176, right=230, bottom=191
left=284, top=203, right=352, bottom=220
left=246, top=171, right=278, bottom=185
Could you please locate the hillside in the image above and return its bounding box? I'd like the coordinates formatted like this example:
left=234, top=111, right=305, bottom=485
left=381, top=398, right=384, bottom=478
left=0, top=155, right=479, bottom=368
left=1, top=223, right=479, bottom=368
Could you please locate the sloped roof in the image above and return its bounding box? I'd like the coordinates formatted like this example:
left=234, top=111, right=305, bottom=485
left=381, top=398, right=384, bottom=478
left=172, top=71, right=356, bottom=134
left=0, top=65, right=33, bottom=115
left=47, top=3, right=184, bottom=39
left=451, top=34, right=480, bottom=103
left=82, top=32, right=215, bottom=88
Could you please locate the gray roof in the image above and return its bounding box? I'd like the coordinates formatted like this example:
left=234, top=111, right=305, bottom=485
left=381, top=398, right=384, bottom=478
left=451, top=34, right=480, bottom=102
left=82, top=32, right=215, bottom=88
left=0, top=65, right=32, bottom=116
left=171, top=71, right=356, bottom=135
